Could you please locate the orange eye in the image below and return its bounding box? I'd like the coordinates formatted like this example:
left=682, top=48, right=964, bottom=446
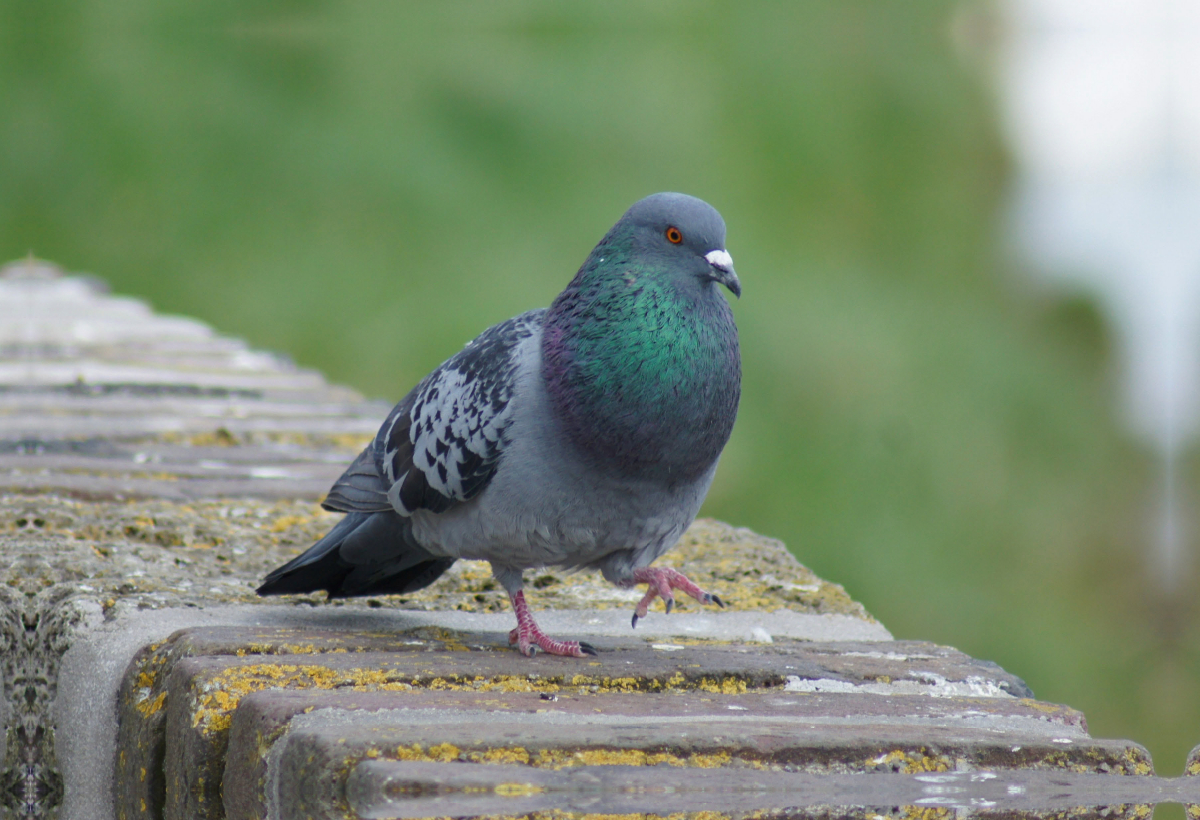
left=666, top=226, right=683, bottom=244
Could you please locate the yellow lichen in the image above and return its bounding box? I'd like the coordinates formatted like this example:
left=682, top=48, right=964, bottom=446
left=427, top=742, right=460, bottom=762
left=472, top=747, right=531, bottom=765
left=1018, top=698, right=1066, bottom=715
left=389, top=742, right=459, bottom=762
left=529, top=748, right=729, bottom=770
left=1122, top=747, right=1154, bottom=776
left=136, top=691, right=166, bottom=717
left=474, top=676, right=559, bottom=694
left=394, top=743, right=428, bottom=761
left=869, top=749, right=952, bottom=774
left=697, top=677, right=747, bottom=695
left=898, top=808, right=956, bottom=820
left=269, top=515, right=311, bottom=533
left=155, top=651, right=784, bottom=748
left=494, top=782, right=543, bottom=797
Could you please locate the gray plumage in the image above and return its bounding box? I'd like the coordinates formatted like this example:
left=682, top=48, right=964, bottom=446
left=259, top=192, right=742, bottom=656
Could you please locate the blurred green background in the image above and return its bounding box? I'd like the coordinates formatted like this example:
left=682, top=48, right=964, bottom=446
left=3, top=0, right=1197, bottom=773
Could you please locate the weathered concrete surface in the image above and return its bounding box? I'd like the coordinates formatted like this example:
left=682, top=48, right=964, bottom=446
left=0, top=260, right=1175, bottom=820
left=215, top=687, right=1123, bottom=820
left=1, top=494, right=877, bottom=624
left=343, top=761, right=1194, bottom=819
left=266, top=724, right=1149, bottom=820
left=106, top=625, right=1150, bottom=820
left=112, top=627, right=1045, bottom=820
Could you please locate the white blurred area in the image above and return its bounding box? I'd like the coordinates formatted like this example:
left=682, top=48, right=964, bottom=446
left=999, top=0, right=1200, bottom=592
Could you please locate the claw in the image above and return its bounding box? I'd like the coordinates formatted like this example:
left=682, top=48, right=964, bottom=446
left=579, top=642, right=598, bottom=656
left=509, top=589, right=593, bottom=658
left=631, top=613, right=639, bottom=629
left=629, top=567, right=724, bottom=624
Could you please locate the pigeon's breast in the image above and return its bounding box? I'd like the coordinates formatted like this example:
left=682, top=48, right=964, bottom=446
left=543, top=285, right=740, bottom=483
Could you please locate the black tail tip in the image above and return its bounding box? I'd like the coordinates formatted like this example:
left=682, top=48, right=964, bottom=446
left=255, top=573, right=324, bottom=598
left=255, top=570, right=292, bottom=596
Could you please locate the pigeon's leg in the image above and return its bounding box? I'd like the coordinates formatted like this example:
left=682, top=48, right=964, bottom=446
left=629, top=566, right=725, bottom=628
left=505, top=590, right=597, bottom=658
left=491, top=564, right=596, bottom=657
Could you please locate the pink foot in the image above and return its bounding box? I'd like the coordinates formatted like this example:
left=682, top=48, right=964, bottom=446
left=628, top=566, right=725, bottom=628
left=507, top=590, right=597, bottom=657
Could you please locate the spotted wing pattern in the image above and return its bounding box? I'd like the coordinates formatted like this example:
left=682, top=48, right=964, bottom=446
left=375, top=309, right=544, bottom=516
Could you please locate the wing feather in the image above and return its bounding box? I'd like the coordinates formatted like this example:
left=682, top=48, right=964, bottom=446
left=321, top=447, right=391, bottom=513
left=371, top=309, right=544, bottom=516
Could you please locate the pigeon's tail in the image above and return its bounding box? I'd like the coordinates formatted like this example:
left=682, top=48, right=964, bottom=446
left=256, top=511, right=455, bottom=599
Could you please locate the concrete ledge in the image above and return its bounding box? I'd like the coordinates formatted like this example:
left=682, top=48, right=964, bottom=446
left=120, top=627, right=1017, bottom=818
left=223, top=687, right=1095, bottom=820
left=97, top=624, right=1144, bottom=820
left=265, top=724, right=1149, bottom=820
left=348, top=762, right=1195, bottom=819
left=2, top=262, right=1177, bottom=819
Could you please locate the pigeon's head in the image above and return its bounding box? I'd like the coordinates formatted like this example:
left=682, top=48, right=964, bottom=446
left=618, top=193, right=740, bottom=299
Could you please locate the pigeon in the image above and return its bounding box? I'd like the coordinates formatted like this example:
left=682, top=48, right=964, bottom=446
left=258, top=192, right=741, bottom=657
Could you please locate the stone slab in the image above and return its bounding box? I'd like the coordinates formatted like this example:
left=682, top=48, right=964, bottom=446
left=345, top=761, right=1195, bottom=820
left=16, top=496, right=885, bottom=820
left=255, top=715, right=1150, bottom=820
left=0, top=259, right=384, bottom=502
left=60, top=603, right=885, bottom=820
left=172, top=640, right=1019, bottom=818
left=6, top=495, right=875, bottom=625
left=219, top=686, right=1105, bottom=820
left=106, top=624, right=1088, bottom=820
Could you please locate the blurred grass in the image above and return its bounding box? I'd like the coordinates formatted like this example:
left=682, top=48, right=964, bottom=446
left=3, top=0, right=1198, bottom=773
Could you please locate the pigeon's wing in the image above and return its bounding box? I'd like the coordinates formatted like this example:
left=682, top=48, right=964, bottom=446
left=322, top=447, right=392, bottom=513
left=370, top=308, right=545, bottom=516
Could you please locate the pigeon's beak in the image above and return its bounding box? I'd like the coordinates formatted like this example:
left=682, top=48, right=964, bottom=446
left=705, top=249, right=741, bottom=299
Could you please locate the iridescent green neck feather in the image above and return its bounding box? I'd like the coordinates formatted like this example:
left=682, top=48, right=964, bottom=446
left=542, top=221, right=741, bottom=482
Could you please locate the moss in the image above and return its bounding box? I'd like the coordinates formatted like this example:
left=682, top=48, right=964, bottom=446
left=3, top=494, right=877, bottom=623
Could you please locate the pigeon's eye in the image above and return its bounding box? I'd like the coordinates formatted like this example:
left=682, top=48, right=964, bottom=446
left=665, top=226, right=683, bottom=244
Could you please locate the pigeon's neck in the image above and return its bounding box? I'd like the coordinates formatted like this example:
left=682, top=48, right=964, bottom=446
left=541, top=242, right=740, bottom=482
